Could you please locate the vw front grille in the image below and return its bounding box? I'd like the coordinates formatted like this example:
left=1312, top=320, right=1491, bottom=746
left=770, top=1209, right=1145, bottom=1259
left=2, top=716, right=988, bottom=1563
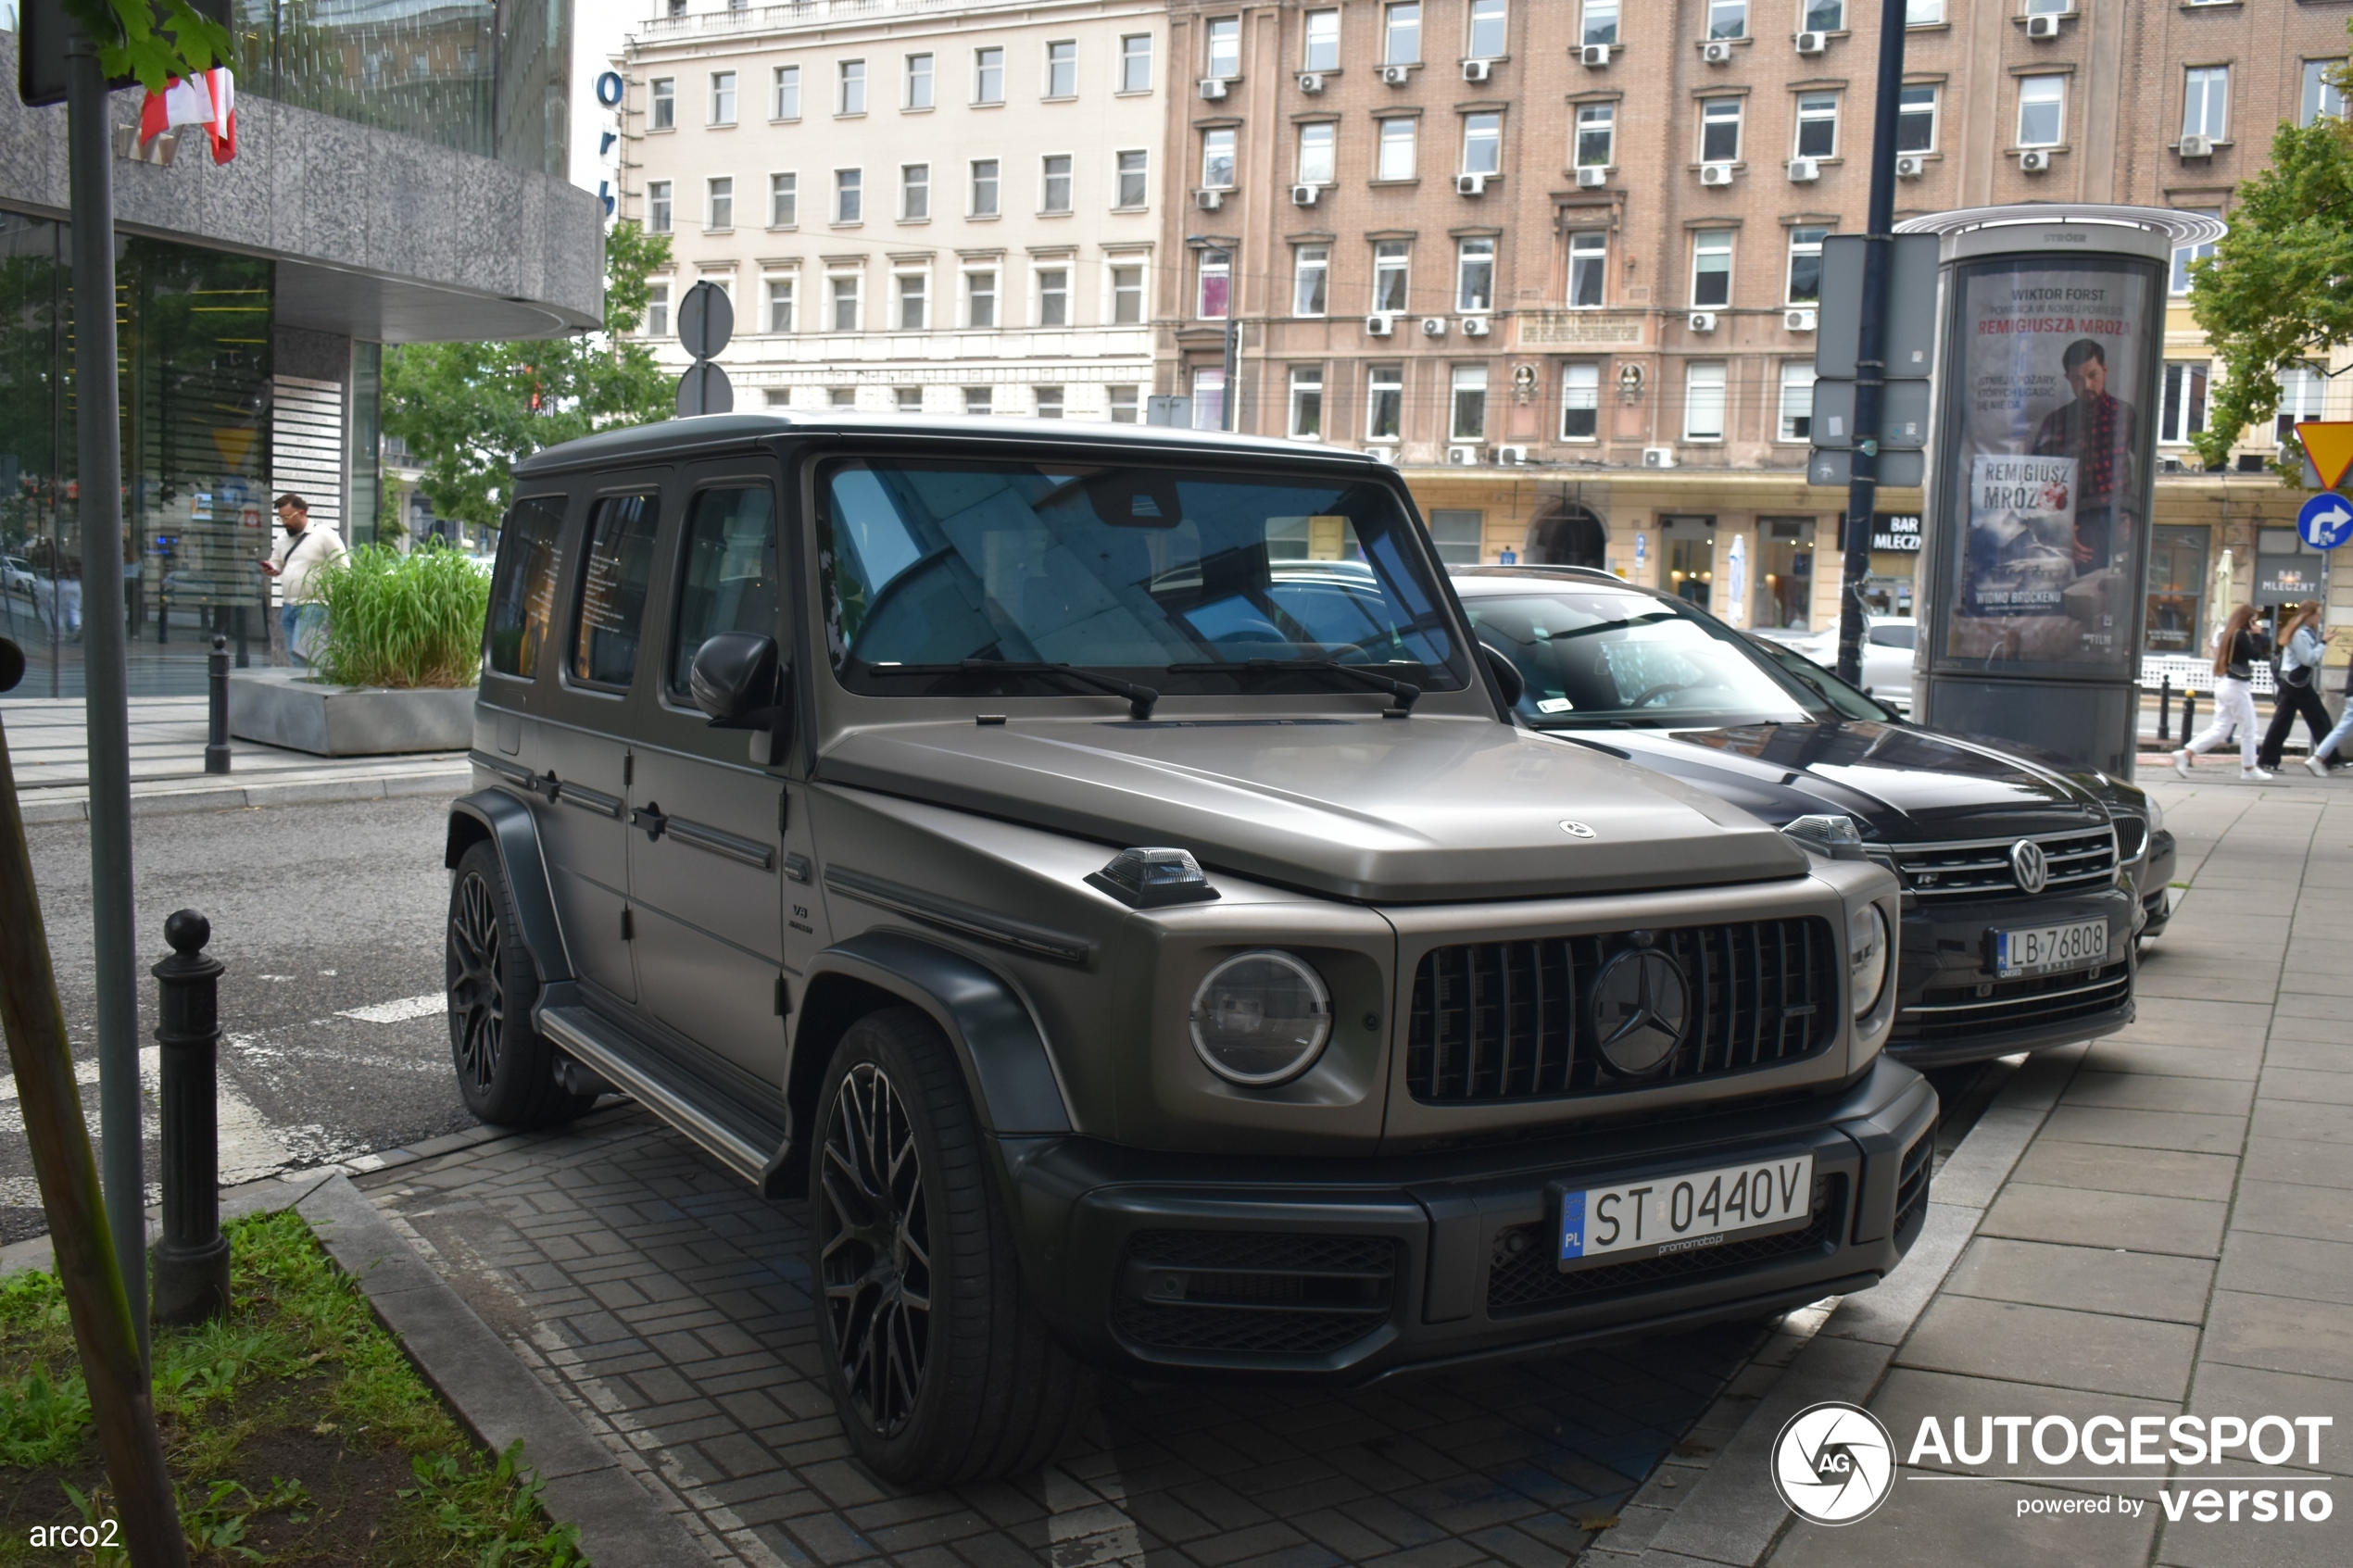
left=1885, top=825, right=2117, bottom=900
left=1894, top=960, right=2132, bottom=1045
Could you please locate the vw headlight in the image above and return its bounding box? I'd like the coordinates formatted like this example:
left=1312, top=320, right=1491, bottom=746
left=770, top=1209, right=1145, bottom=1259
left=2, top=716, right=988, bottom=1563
left=1190, top=950, right=1332, bottom=1085
left=1849, top=904, right=1891, bottom=1021
left=2144, top=797, right=2164, bottom=835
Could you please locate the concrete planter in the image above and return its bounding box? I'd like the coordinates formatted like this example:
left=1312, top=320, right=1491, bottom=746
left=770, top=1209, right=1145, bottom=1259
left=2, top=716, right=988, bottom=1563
left=229, top=669, right=475, bottom=756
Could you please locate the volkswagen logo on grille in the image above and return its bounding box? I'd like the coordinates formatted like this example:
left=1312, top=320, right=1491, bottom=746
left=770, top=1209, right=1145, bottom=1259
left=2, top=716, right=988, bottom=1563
left=2009, top=838, right=2048, bottom=896
left=1590, top=947, right=1690, bottom=1076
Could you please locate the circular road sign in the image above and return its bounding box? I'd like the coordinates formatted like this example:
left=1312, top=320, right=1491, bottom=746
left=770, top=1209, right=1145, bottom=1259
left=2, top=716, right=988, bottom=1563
left=675, top=360, right=734, bottom=418
left=2296, top=490, right=2352, bottom=551
left=676, top=280, right=735, bottom=361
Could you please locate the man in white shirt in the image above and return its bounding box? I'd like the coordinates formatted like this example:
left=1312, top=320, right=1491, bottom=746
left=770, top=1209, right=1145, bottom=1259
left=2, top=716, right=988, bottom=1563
left=258, top=494, right=347, bottom=665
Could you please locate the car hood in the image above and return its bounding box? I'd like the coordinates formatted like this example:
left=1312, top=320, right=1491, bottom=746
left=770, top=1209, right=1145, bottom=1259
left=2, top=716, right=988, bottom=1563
left=1569, top=720, right=2107, bottom=842
left=816, top=714, right=1810, bottom=902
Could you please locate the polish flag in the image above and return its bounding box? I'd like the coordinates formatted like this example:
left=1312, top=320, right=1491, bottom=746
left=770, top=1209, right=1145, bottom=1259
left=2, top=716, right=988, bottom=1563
left=138, top=67, right=236, bottom=164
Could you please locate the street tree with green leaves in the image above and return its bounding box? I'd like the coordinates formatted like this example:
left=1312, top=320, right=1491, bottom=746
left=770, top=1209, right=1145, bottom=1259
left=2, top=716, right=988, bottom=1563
left=382, top=221, right=673, bottom=536
left=2188, top=41, right=2353, bottom=476
left=60, top=0, right=231, bottom=92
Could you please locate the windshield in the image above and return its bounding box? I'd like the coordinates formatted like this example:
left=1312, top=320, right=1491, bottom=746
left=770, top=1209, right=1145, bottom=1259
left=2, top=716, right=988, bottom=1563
left=816, top=457, right=1468, bottom=695
left=1463, top=585, right=1833, bottom=728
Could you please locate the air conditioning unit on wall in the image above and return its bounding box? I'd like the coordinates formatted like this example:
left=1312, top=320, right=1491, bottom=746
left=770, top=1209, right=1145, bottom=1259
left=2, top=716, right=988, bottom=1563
left=1688, top=311, right=1718, bottom=332
left=1895, top=154, right=1925, bottom=178
left=1700, top=162, right=1735, bottom=186
left=1794, top=31, right=1827, bottom=55
left=1421, top=316, right=1449, bottom=337
left=1460, top=316, right=1491, bottom=337
left=1365, top=313, right=1396, bottom=336
left=2180, top=134, right=2215, bottom=158
left=1785, top=308, right=1818, bottom=332
left=1702, top=40, right=1733, bottom=65
left=1381, top=64, right=1411, bottom=85
left=1447, top=444, right=1483, bottom=465
left=2027, top=13, right=2062, bottom=40
left=1298, top=72, right=1325, bottom=94
left=1580, top=44, right=1613, bottom=68
left=1497, top=445, right=1531, bottom=465
left=1199, top=78, right=1228, bottom=100
left=1642, top=446, right=1676, bottom=469
left=1456, top=173, right=1491, bottom=196
left=1194, top=188, right=1226, bottom=209
left=1291, top=184, right=1320, bottom=206
left=1788, top=157, right=1820, bottom=182
left=2019, top=148, right=2051, bottom=173
left=1577, top=166, right=1608, bottom=188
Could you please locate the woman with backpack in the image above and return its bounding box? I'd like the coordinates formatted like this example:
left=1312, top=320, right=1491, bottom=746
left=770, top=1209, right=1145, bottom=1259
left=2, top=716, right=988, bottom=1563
left=2257, top=602, right=2332, bottom=773
left=2172, top=603, right=2271, bottom=781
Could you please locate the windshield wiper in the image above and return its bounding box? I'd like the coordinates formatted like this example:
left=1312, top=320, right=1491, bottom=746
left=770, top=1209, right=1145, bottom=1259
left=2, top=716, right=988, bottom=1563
left=1167, top=658, right=1421, bottom=714
left=884, top=659, right=1160, bottom=721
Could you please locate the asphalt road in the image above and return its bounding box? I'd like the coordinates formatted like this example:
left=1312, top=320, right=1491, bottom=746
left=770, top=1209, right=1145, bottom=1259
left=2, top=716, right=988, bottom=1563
left=8, top=797, right=470, bottom=1244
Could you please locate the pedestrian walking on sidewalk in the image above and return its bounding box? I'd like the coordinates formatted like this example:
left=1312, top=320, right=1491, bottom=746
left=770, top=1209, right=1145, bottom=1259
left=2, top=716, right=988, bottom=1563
left=2174, top=604, right=2271, bottom=781
left=2309, top=653, right=2353, bottom=777
left=2257, top=603, right=2333, bottom=773
left=258, top=495, right=346, bottom=666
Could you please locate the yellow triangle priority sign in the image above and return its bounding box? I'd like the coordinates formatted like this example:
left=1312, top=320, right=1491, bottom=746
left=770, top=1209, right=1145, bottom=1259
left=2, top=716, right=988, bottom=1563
left=2296, top=421, right=2353, bottom=491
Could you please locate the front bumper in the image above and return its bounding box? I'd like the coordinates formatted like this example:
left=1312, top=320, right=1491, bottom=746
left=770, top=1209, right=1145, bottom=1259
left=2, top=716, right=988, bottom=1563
left=1882, top=886, right=2136, bottom=1068
left=999, top=1057, right=1935, bottom=1382
left=2138, top=831, right=2176, bottom=936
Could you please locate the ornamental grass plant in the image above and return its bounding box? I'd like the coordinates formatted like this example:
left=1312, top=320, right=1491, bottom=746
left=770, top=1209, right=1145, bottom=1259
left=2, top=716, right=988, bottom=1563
left=311, top=544, right=491, bottom=690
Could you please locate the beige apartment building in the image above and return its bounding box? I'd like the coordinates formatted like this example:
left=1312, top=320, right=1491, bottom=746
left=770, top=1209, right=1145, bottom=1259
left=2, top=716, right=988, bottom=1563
left=1154, top=0, right=2353, bottom=656
left=617, top=0, right=1169, bottom=420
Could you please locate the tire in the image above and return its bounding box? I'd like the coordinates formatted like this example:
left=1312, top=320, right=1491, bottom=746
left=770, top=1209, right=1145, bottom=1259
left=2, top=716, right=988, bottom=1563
left=811, top=1006, right=1096, bottom=1488
left=446, top=841, right=596, bottom=1127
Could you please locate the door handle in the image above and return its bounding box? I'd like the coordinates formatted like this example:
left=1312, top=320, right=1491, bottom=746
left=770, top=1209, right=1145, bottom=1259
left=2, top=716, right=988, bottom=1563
left=629, top=803, right=668, bottom=840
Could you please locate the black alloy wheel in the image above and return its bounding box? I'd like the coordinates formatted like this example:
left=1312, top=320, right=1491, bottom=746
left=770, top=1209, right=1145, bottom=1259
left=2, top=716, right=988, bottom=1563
left=444, top=841, right=594, bottom=1127
left=448, top=863, right=506, bottom=1094
left=818, top=1061, right=933, bottom=1439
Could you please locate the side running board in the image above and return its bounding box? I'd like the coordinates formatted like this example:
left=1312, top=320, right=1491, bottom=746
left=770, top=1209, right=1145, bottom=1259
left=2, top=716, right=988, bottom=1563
left=535, top=999, right=789, bottom=1188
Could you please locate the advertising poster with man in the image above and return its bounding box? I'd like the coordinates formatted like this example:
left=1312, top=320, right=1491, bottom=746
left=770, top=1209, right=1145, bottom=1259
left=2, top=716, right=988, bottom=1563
left=1949, top=262, right=2152, bottom=669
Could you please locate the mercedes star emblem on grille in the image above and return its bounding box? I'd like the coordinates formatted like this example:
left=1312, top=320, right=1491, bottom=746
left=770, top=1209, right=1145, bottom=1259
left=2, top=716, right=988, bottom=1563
left=1559, top=820, right=1596, bottom=839
left=1591, top=947, right=1690, bottom=1075
left=2009, top=838, right=2048, bottom=896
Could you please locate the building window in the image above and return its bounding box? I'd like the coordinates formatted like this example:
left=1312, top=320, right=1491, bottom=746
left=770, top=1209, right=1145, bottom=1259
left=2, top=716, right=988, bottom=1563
left=2017, top=76, right=2065, bottom=147
left=1686, top=361, right=1728, bottom=442
left=769, top=171, right=798, bottom=227
left=1293, top=245, right=1329, bottom=316
left=1897, top=84, right=1936, bottom=152
left=1046, top=40, right=1077, bottom=97
left=769, top=66, right=799, bottom=119
left=1707, top=0, right=1746, bottom=41
left=906, top=53, right=933, bottom=109
left=1567, top=231, right=1605, bottom=307
left=966, top=270, right=998, bottom=328
left=1297, top=123, right=1337, bottom=187
left=975, top=46, right=1004, bottom=104
left=1804, top=0, right=1843, bottom=29
left=835, top=168, right=862, bottom=223
left=648, top=180, right=673, bottom=233
left=2276, top=365, right=2327, bottom=439
left=1700, top=98, right=1742, bottom=162
left=1304, top=9, right=1340, bottom=72
left=1451, top=365, right=1488, bottom=442
left=1290, top=366, right=1324, bottom=440
left=1692, top=230, right=1732, bottom=307
left=971, top=159, right=1000, bottom=216
left=1778, top=363, right=1815, bottom=441
left=1115, top=149, right=1149, bottom=208
left=1561, top=362, right=1601, bottom=440
left=830, top=274, right=861, bottom=332
left=1373, top=241, right=1410, bottom=312
left=2171, top=209, right=2221, bottom=294
left=1206, top=17, right=1240, bottom=78
left=1787, top=226, right=1828, bottom=305
left=1037, top=267, right=1070, bottom=326
left=1461, top=113, right=1502, bottom=176
left=2303, top=60, right=2347, bottom=126
left=1456, top=238, right=1494, bottom=313
left=2182, top=66, right=2229, bottom=143
left=1906, top=0, right=1943, bottom=23
left=1575, top=102, right=1614, bottom=168
left=899, top=164, right=929, bottom=220
left=765, top=276, right=794, bottom=333
left=1202, top=128, right=1237, bottom=189
left=965, top=386, right=992, bottom=416
left=706, top=176, right=734, bottom=230
left=1197, top=247, right=1231, bottom=319
left=896, top=386, right=923, bottom=411
left=1385, top=4, right=1421, bottom=66
left=710, top=70, right=736, bottom=125
left=1120, top=33, right=1152, bottom=94
left=1377, top=118, right=1416, bottom=181
left=1754, top=518, right=1816, bottom=630
left=647, top=282, right=670, bottom=336
left=1794, top=94, right=1837, bottom=158
left=1366, top=364, right=1403, bottom=439
left=1108, top=385, right=1139, bottom=422
left=1468, top=0, right=1507, bottom=58
left=1110, top=264, right=1145, bottom=323
left=1036, top=385, right=1065, bottom=419
left=651, top=77, right=675, bottom=129
left=826, top=389, right=856, bottom=409
left=1582, top=0, right=1618, bottom=46
left=897, top=273, right=927, bottom=330
left=1193, top=369, right=1227, bottom=431
left=1428, top=510, right=1483, bottom=566
left=2159, top=362, right=2208, bottom=445
left=838, top=59, right=866, bottom=115
left=1041, top=155, right=1074, bottom=213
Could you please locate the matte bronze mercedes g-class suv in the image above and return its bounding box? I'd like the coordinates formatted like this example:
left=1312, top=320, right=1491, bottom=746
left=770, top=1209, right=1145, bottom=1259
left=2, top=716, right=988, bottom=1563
left=444, top=415, right=1934, bottom=1489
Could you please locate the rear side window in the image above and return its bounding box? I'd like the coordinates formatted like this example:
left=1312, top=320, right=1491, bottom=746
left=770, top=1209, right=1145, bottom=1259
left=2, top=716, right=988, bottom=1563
left=486, top=495, right=566, bottom=679
left=573, top=494, right=661, bottom=689
left=670, top=486, right=781, bottom=699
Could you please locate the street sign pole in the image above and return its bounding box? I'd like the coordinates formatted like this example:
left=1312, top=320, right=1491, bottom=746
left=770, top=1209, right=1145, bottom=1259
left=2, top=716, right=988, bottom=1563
left=1836, top=0, right=1908, bottom=688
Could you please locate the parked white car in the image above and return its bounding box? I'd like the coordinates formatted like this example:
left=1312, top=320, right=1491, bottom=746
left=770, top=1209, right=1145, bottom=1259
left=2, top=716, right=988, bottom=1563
left=1751, top=618, right=1914, bottom=714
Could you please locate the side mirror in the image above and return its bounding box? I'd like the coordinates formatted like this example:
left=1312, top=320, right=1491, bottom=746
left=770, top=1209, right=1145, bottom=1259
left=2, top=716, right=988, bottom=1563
left=1481, top=644, right=1525, bottom=708
left=689, top=632, right=786, bottom=730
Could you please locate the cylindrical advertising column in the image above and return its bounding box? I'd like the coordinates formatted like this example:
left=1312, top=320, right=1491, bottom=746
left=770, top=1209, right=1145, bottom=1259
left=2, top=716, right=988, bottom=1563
left=1899, top=207, right=2226, bottom=779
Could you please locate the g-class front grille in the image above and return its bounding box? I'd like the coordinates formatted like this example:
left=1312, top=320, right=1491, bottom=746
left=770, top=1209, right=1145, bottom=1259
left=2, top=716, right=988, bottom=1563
left=1887, top=826, right=2117, bottom=900
left=1113, top=1232, right=1398, bottom=1358
left=1486, top=1174, right=1846, bottom=1315
left=1893, top=960, right=2131, bottom=1045
left=1404, top=919, right=1839, bottom=1104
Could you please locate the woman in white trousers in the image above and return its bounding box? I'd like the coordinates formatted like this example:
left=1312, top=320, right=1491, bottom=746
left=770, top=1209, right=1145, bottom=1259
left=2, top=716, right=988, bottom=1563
left=2173, top=603, right=2271, bottom=781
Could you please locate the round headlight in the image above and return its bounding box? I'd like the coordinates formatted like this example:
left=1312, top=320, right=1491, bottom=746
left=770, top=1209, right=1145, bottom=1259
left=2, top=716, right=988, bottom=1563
left=1189, top=950, right=1332, bottom=1086
left=2143, top=797, right=2164, bottom=836
left=1849, top=904, right=1891, bottom=1021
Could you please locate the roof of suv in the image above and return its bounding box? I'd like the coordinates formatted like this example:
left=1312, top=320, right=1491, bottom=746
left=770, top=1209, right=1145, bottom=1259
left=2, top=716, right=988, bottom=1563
left=511, top=412, right=1385, bottom=479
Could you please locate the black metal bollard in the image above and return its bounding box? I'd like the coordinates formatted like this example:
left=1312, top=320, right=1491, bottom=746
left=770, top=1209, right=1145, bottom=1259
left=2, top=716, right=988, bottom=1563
left=2158, top=677, right=2171, bottom=742
left=151, top=910, right=230, bottom=1326
left=205, top=635, right=232, bottom=775
left=2182, top=690, right=2197, bottom=741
